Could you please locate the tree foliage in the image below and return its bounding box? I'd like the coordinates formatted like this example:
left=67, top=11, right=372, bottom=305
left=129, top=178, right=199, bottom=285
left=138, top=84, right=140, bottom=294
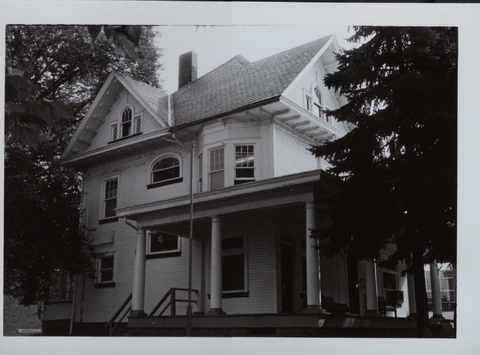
left=4, top=25, right=164, bottom=307
left=5, top=25, right=163, bottom=147
left=311, top=27, right=457, bottom=335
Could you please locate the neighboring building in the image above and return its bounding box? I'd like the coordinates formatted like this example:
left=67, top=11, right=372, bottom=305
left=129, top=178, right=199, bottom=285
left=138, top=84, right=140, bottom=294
left=43, top=35, right=450, bottom=336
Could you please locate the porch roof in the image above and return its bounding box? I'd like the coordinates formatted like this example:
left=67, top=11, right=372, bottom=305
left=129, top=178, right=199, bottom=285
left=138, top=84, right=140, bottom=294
left=116, top=169, right=321, bottom=229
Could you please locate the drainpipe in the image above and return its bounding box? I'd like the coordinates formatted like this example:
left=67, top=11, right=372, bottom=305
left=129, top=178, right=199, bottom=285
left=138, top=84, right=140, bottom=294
left=187, top=139, right=195, bottom=336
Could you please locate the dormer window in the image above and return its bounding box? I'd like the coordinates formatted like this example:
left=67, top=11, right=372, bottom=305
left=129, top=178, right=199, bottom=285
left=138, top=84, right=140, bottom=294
left=147, top=155, right=183, bottom=189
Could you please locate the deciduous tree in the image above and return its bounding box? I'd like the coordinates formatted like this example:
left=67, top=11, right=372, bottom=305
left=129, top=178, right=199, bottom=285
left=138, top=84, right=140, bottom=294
left=4, top=25, right=164, bottom=308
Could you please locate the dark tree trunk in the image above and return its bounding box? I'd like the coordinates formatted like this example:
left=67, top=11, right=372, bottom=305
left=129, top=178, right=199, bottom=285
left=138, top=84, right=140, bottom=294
left=412, top=245, right=430, bottom=337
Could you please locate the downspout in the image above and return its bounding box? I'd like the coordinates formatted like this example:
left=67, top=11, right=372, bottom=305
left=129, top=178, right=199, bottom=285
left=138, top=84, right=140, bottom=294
left=70, top=173, right=87, bottom=335
left=187, top=139, right=195, bottom=336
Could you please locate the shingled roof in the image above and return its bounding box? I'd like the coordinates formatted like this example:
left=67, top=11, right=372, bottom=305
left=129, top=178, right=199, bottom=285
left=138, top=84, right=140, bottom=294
left=172, top=35, right=332, bottom=126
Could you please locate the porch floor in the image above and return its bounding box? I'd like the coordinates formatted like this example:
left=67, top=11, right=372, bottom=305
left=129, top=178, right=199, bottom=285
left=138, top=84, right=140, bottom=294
left=127, top=313, right=454, bottom=338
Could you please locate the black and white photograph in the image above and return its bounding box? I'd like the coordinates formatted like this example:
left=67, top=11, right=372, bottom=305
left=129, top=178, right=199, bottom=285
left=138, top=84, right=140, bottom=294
left=1, top=2, right=479, bottom=354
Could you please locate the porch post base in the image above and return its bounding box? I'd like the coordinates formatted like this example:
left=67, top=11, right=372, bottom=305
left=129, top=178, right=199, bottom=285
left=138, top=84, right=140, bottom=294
left=430, top=314, right=445, bottom=321
left=207, top=308, right=226, bottom=315
left=303, top=306, right=325, bottom=314
left=407, top=312, right=417, bottom=319
left=129, top=310, right=147, bottom=317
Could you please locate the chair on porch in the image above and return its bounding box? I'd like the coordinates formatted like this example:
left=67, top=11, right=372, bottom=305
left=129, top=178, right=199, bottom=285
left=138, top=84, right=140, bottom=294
left=378, top=290, right=404, bottom=318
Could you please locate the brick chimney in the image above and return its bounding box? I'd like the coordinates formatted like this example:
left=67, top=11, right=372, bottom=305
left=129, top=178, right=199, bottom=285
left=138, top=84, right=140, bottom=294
left=178, top=51, right=198, bottom=89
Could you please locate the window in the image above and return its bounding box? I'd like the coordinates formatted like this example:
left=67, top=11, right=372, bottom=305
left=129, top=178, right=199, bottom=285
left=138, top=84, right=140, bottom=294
left=234, top=145, right=255, bottom=185
left=209, top=147, right=224, bottom=190
left=313, top=87, right=324, bottom=120
left=50, top=269, right=74, bottom=301
left=97, top=254, right=115, bottom=285
left=198, top=154, right=203, bottom=193
left=222, top=236, right=247, bottom=293
left=305, top=94, right=312, bottom=111
left=121, top=107, right=133, bottom=138
left=151, top=157, right=180, bottom=184
left=110, top=124, right=118, bottom=141
left=103, top=178, right=118, bottom=219
left=134, top=115, right=142, bottom=134
left=147, top=231, right=181, bottom=257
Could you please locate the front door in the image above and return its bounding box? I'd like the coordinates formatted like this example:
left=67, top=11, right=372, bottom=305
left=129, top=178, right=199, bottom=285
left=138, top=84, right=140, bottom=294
left=280, top=243, right=294, bottom=313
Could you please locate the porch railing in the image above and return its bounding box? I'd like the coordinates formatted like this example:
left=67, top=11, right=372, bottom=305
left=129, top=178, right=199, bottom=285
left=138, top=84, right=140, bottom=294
left=149, top=288, right=198, bottom=317
left=104, top=292, right=132, bottom=336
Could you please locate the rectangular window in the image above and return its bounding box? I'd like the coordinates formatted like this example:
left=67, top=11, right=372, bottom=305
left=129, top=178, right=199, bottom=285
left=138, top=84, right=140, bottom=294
left=110, top=124, right=118, bottom=141
left=134, top=115, right=142, bottom=134
left=222, top=236, right=246, bottom=292
left=147, top=232, right=181, bottom=256
left=198, top=154, right=203, bottom=193
left=209, top=147, right=224, bottom=190
left=103, top=178, right=118, bottom=218
left=305, top=95, right=312, bottom=111
left=234, top=145, right=255, bottom=185
left=98, top=255, right=115, bottom=283
left=50, top=269, right=74, bottom=301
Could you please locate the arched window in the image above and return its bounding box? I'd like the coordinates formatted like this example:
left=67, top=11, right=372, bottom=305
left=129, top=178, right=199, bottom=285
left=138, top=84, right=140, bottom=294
left=313, top=87, right=324, bottom=120
left=150, top=156, right=181, bottom=186
left=121, top=107, right=133, bottom=137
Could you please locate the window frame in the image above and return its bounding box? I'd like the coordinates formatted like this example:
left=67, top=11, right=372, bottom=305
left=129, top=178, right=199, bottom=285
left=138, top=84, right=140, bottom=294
left=221, top=234, right=248, bottom=296
left=147, top=154, right=183, bottom=189
left=109, top=106, right=143, bottom=143
left=49, top=268, right=75, bottom=302
left=146, top=231, right=182, bottom=259
left=95, top=253, right=116, bottom=287
left=100, top=176, right=119, bottom=223
left=234, top=144, right=255, bottom=185
left=209, top=146, right=225, bottom=191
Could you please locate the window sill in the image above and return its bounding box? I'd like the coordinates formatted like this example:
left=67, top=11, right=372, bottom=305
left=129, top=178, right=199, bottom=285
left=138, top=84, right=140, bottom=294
left=99, top=217, right=119, bottom=225
left=108, top=132, right=142, bottom=144
left=95, top=282, right=116, bottom=288
left=146, top=251, right=181, bottom=259
left=147, top=177, right=183, bottom=189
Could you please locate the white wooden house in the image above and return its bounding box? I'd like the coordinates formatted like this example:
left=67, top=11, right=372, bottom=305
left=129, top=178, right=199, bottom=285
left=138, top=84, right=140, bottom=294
left=44, top=35, right=433, bottom=336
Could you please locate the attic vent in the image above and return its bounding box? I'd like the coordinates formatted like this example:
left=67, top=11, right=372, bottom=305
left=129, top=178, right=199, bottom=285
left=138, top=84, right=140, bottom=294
left=178, top=51, right=198, bottom=89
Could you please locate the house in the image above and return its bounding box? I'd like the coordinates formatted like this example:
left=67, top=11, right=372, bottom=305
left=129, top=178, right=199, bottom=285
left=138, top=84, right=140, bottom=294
left=43, top=35, right=451, bottom=336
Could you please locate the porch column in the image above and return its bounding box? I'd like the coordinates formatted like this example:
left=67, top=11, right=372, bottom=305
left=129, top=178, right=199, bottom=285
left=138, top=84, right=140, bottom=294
left=430, top=260, right=444, bottom=320
left=407, top=272, right=417, bottom=318
left=131, top=228, right=146, bottom=317
left=305, top=201, right=322, bottom=310
left=365, top=260, right=379, bottom=314
left=209, top=216, right=224, bottom=314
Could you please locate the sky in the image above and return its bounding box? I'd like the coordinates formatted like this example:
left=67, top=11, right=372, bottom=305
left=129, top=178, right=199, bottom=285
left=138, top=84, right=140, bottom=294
left=156, top=25, right=354, bottom=94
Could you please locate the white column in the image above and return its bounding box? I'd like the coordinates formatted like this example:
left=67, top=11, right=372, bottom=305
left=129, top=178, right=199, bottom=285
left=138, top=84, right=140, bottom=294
left=365, top=260, right=378, bottom=314
left=305, top=201, right=321, bottom=310
left=131, top=228, right=146, bottom=316
left=407, top=272, right=417, bottom=318
left=209, top=216, right=224, bottom=314
left=430, top=260, right=444, bottom=319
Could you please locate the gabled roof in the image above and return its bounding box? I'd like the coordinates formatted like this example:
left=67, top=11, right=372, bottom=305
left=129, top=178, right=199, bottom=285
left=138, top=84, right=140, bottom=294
left=172, top=35, right=333, bottom=126
left=61, top=72, right=168, bottom=160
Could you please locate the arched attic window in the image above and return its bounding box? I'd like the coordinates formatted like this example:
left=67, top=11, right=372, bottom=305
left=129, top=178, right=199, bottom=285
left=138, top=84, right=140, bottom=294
left=148, top=155, right=183, bottom=189
left=313, top=87, right=326, bottom=121
left=121, top=107, right=133, bottom=137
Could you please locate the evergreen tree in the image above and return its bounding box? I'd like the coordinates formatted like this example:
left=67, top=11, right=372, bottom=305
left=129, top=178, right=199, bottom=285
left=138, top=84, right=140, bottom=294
left=4, top=25, right=164, bottom=308
left=311, top=27, right=457, bottom=336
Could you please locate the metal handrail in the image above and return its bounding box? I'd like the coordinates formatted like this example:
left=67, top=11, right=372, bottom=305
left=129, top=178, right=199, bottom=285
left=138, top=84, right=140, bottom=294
left=149, top=288, right=198, bottom=317
left=104, top=293, right=132, bottom=336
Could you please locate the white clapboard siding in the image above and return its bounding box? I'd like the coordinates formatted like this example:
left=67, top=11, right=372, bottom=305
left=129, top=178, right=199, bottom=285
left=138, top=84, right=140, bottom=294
left=89, top=89, right=163, bottom=151
left=274, top=124, right=319, bottom=177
